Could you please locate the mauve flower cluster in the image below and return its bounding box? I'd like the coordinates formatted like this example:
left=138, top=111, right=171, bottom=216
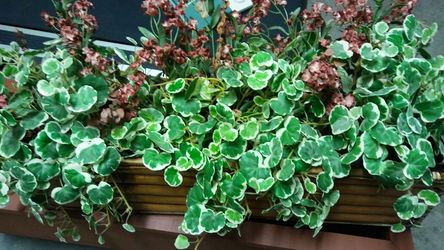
left=72, top=0, right=98, bottom=32
left=133, top=0, right=210, bottom=69
left=270, top=34, right=290, bottom=54
left=113, top=84, right=138, bottom=106
left=302, top=60, right=340, bottom=92
left=332, top=0, right=372, bottom=25
left=41, top=0, right=97, bottom=48
left=135, top=0, right=288, bottom=69
left=388, top=0, right=418, bottom=22
left=220, top=1, right=287, bottom=62
left=303, top=1, right=372, bottom=56
left=0, top=95, right=7, bottom=109
left=302, top=3, right=333, bottom=31
left=341, top=27, right=367, bottom=54
left=132, top=40, right=204, bottom=69
left=82, top=47, right=110, bottom=71
left=302, top=1, right=372, bottom=31
left=58, top=19, right=82, bottom=47
left=99, top=71, right=146, bottom=124
left=326, top=93, right=356, bottom=115
left=301, top=59, right=357, bottom=115
left=113, top=71, right=146, bottom=107
left=141, top=0, right=171, bottom=16
left=249, top=0, right=287, bottom=30
left=129, top=71, right=147, bottom=87
left=99, top=107, right=126, bottom=124
left=247, top=0, right=272, bottom=33
left=303, top=0, right=417, bottom=33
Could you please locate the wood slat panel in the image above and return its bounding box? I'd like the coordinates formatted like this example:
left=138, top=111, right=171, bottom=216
left=248, top=209, right=399, bottom=224
left=131, top=203, right=187, bottom=213
left=125, top=195, right=186, bottom=205
left=330, top=205, right=396, bottom=216
left=122, top=187, right=398, bottom=207
left=127, top=199, right=396, bottom=216
left=115, top=175, right=402, bottom=197
left=333, top=194, right=395, bottom=207
left=115, top=174, right=195, bottom=186
left=326, top=213, right=398, bottom=224
left=0, top=195, right=415, bottom=250
left=128, top=204, right=398, bottom=224
left=122, top=184, right=190, bottom=196
left=337, top=184, right=402, bottom=197
left=115, top=159, right=444, bottom=225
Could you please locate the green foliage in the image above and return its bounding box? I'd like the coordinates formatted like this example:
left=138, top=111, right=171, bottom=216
left=0, top=45, right=128, bottom=244
left=330, top=41, right=353, bottom=59
left=174, top=235, right=190, bottom=249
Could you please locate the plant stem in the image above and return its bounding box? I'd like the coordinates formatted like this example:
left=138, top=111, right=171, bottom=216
left=110, top=176, right=133, bottom=213
left=152, top=77, right=223, bottom=87
left=194, top=235, right=206, bottom=250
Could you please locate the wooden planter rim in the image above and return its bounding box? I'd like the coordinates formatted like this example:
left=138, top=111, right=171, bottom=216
left=120, top=158, right=444, bottom=183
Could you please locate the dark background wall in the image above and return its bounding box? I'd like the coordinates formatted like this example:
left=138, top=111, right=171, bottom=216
left=0, top=0, right=307, bottom=48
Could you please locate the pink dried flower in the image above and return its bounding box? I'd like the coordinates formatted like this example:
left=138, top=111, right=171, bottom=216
left=0, top=95, right=8, bottom=108
left=72, top=0, right=97, bottom=31
left=326, top=93, right=356, bottom=114
left=141, top=0, right=189, bottom=32
left=341, top=28, right=367, bottom=54
left=302, top=2, right=333, bottom=31
left=129, top=71, right=147, bottom=87
left=273, top=34, right=290, bottom=54
left=81, top=14, right=98, bottom=32
left=320, top=39, right=331, bottom=48
left=41, top=11, right=57, bottom=27
left=59, top=19, right=82, bottom=46
left=171, top=48, right=188, bottom=64
left=80, top=67, right=93, bottom=76
left=234, top=57, right=249, bottom=64
left=125, top=110, right=138, bottom=121
left=187, top=19, right=198, bottom=30
left=100, top=107, right=126, bottom=124
left=333, top=0, right=373, bottom=24
left=131, top=48, right=152, bottom=68
left=141, top=0, right=172, bottom=16
left=82, top=47, right=110, bottom=71
left=191, top=34, right=210, bottom=49
left=302, top=60, right=340, bottom=92
left=73, top=0, right=93, bottom=13
left=41, top=0, right=98, bottom=47
left=388, top=0, right=417, bottom=22
left=116, top=84, right=137, bottom=105
left=249, top=0, right=273, bottom=33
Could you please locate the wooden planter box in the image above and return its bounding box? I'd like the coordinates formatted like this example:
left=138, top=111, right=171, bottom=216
left=0, top=196, right=416, bottom=250
left=115, top=159, right=444, bottom=226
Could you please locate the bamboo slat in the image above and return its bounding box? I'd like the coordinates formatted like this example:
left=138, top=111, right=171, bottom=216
left=125, top=196, right=398, bottom=212
left=247, top=209, right=399, bottom=224
left=127, top=198, right=396, bottom=216
left=127, top=207, right=399, bottom=224
left=122, top=184, right=190, bottom=196
left=130, top=203, right=187, bottom=213
left=114, top=158, right=444, bottom=225
left=125, top=195, right=186, bottom=205
left=330, top=205, right=396, bottom=216
left=326, top=213, right=398, bottom=224
left=115, top=174, right=195, bottom=186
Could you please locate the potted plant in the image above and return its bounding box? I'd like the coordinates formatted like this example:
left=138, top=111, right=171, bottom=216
left=0, top=0, right=443, bottom=249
